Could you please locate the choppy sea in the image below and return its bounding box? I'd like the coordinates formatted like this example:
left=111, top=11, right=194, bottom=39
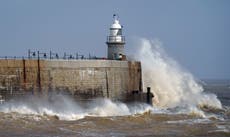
left=0, top=79, right=229, bottom=137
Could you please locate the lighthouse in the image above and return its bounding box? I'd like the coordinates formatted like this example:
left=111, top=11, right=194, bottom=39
left=106, top=14, right=125, bottom=60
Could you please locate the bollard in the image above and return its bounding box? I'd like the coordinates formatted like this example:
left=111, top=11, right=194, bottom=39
left=147, top=87, right=153, bottom=105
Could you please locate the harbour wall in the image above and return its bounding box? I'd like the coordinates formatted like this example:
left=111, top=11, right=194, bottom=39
left=0, top=59, right=143, bottom=101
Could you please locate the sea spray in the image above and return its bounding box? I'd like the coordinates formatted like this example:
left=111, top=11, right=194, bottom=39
left=0, top=95, right=86, bottom=120
left=131, top=38, right=222, bottom=111
left=0, top=95, right=154, bottom=121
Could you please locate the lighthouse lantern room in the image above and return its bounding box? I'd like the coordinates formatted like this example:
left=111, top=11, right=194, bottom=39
left=106, top=14, right=126, bottom=60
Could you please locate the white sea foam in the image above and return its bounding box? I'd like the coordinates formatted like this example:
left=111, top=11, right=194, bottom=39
left=166, top=118, right=211, bottom=124
left=0, top=96, right=154, bottom=121
left=86, top=99, right=130, bottom=116
left=130, top=38, right=222, bottom=113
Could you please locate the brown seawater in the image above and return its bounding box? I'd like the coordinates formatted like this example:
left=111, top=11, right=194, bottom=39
left=0, top=86, right=229, bottom=137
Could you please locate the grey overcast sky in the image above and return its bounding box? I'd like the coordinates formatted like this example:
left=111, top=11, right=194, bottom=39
left=0, top=0, right=229, bottom=79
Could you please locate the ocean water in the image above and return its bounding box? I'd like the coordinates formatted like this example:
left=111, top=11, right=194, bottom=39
left=0, top=84, right=229, bottom=137
left=0, top=38, right=229, bottom=137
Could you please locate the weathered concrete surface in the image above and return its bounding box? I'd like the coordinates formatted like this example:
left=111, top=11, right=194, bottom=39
left=0, top=59, right=143, bottom=101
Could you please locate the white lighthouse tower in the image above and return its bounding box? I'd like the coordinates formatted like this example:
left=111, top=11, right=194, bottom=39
left=106, top=14, right=125, bottom=60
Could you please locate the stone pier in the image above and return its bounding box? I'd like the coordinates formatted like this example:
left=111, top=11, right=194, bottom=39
left=0, top=59, right=143, bottom=102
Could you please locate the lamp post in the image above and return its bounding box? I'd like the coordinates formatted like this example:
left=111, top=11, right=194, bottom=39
left=49, top=51, right=59, bottom=59
left=64, top=52, right=75, bottom=60
left=28, top=49, right=36, bottom=59
left=37, top=51, right=47, bottom=59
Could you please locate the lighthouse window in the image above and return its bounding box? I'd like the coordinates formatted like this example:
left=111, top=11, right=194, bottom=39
left=117, top=29, right=122, bottom=35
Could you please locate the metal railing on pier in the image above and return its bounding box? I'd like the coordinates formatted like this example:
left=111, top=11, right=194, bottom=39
left=0, top=50, right=107, bottom=60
